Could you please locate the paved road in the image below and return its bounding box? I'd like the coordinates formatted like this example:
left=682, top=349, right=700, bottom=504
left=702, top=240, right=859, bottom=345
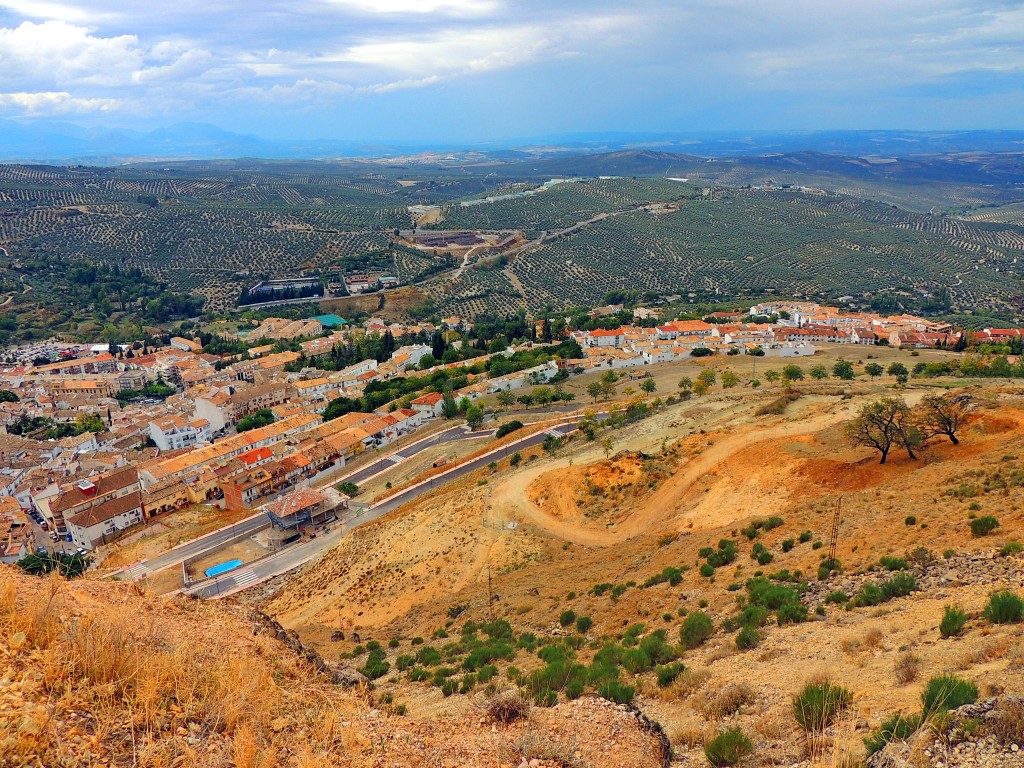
left=186, top=418, right=581, bottom=598
left=116, top=424, right=492, bottom=582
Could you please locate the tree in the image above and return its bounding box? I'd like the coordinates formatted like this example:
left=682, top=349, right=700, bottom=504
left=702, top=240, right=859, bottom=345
left=845, top=397, right=918, bottom=464
left=763, top=369, right=780, bottom=384
left=602, top=437, right=615, bottom=459
left=677, top=376, right=693, bottom=393
left=542, top=434, right=563, bottom=456
left=693, top=379, right=710, bottom=396
left=600, top=370, right=619, bottom=385
left=517, top=393, right=534, bottom=408
left=697, top=369, right=717, bottom=387
left=533, top=386, right=554, bottom=407
left=237, top=409, right=275, bottom=432
left=640, top=378, right=657, bottom=394
left=864, top=362, right=884, bottom=379
left=0, top=389, right=19, bottom=403
left=465, top=404, right=484, bottom=430
left=809, top=365, right=828, bottom=380
left=587, top=382, right=602, bottom=403
left=833, top=360, right=855, bottom=380
left=74, top=413, right=105, bottom=434
left=496, top=390, right=515, bottom=410
left=599, top=379, right=617, bottom=400
left=887, top=362, right=909, bottom=384
left=721, top=370, right=739, bottom=388
left=782, top=364, right=804, bottom=382
left=918, top=393, right=972, bottom=445
left=441, top=389, right=459, bottom=419
left=457, top=396, right=472, bottom=414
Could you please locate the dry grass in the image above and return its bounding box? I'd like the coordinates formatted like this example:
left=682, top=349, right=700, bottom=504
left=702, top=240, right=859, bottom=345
left=894, top=652, right=921, bottom=685
left=0, top=569, right=373, bottom=768
left=480, top=688, right=531, bottom=725
left=695, top=682, right=756, bottom=719
left=984, top=699, right=1024, bottom=744
left=669, top=721, right=714, bottom=749
left=665, top=667, right=711, bottom=700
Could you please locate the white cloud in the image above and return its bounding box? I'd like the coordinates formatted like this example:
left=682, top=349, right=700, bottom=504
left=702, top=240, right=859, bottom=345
left=320, top=0, right=498, bottom=14
left=0, top=90, right=121, bottom=114
left=0, top=20, right=144, bottom=88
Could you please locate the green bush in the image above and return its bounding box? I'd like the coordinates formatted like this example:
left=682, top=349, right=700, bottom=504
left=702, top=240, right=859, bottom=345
left=881, top=572, right=917, bottom=600
left=597, top=680, right=635, bottom=705
left=864, top=713, right=921, bottom=756
left=736, top=625, right=761, bottom=650
left=983, top=590, right=1023, bottom=624
left=921, top=675, right=978, bottom=719
left=969, top=516, right=1000, bottom=537
left=825, top=591, right=849, bottom=605
left=680, top=611, right=714, bottom=649
left=495, top=420, right=524, bottom=438
left=699, top=563, right=715, bottom=578
left=763, top=516, right=784, bottom=531
left=361, top=649, right=390, bottom=680
left=776, top=601, right=808, bottom=625
left=559, top=609, right=576, bottom=627
left=904, top=516, right=916, bottom=526
left=1000, top=541, right=1023, bottom=557
left=880, top=556, right=908, bottom=571
left=940, top=605, right=969, bottom=638
left=575, top=615, right=593, bottom=634
left=799, top=531, right=813, bottom=543
left=856, top=583, right=886, bottom=607
left=704, top=727, right=754, bottom=767
left=656, top=662, right=684, bottom=687
left=781, top=539, right=795, bottom=553
left=793, top=681, right=853, bottom=732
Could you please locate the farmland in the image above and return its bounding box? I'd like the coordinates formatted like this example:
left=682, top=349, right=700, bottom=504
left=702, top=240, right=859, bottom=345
left=2, top=156, right=1024, bottom=336
left=424, top=188, right=1024, bottom=317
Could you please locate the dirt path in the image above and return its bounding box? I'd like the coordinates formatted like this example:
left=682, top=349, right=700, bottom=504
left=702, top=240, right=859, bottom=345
left=491, top=390, right=918, bottom=547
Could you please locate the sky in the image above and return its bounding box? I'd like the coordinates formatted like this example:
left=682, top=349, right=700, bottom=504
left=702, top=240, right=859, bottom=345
left=0, top=0, right=1021, bottom=143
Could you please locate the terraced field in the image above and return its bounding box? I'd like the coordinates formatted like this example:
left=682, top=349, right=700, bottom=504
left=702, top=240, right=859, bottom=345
left=425, top=189, right=1024, bottom=316
left=0, top=164, right=414, bottom=310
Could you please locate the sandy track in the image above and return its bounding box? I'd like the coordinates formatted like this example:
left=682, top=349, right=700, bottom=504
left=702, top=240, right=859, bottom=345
left=490, top=391, right=907, bottom=547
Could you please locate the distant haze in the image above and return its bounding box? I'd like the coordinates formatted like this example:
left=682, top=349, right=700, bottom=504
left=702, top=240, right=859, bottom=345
left=0, top=1, right=1022, bottom=158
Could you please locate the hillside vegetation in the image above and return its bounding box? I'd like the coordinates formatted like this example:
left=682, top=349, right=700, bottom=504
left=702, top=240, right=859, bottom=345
left=261, top=373, right=1024, bottom=766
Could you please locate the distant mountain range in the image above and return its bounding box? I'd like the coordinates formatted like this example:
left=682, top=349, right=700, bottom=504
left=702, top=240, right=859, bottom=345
left=3, top=119, right=1024, bottom=165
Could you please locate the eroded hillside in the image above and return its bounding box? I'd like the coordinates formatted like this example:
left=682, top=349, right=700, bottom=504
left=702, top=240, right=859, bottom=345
left=261, top=381, right=1024, bottom=766
left=0, top=568, right=667, bottom=767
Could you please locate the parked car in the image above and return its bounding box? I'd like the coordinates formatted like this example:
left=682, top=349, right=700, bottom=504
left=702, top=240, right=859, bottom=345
left=432, top=458, right=448, bottom=468
left=41, top=521, right=49, bottom=531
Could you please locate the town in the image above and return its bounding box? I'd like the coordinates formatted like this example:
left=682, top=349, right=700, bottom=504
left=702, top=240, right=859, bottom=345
left=3, top=297, right=1012, bottom=578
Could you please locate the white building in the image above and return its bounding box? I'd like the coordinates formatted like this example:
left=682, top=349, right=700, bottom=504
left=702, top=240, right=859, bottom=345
left=148, top=415, right=213, bottom=452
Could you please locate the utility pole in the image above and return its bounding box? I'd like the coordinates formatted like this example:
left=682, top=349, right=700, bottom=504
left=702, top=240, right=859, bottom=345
left=827, top=496, right=842, bottom=573
left=487, top=565, right=494, bottom=622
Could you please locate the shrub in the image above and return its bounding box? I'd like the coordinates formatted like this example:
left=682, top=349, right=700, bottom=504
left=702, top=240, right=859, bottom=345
left=495, top=420, right=524, bottom=438
left=656, top=662, right=685, bottom=687
left=338, top=481, right=359, bottom=496
left=825, top=591, right=849, bottom=605
left=881, top=572, right=917, bottom=600
left=982, top=590, right=1023, bottom=624
left=559, top=609, right=576, bottom=627
left=940, top=605, right=969, bottom=638
left=781, top=539, right=795, bottom=553
left=597, top=680, right=635, bottom=705
left=969, top=516, right=1000, bottom=537
left=793, top=681, right=853, bottom=732
left=680, top=611, right=714, bottom=649
left=736, top=625, right=761, bottom=650
left=921, top=675, right=978, bottom=719
left=699, top=563, right=715, bottom=578
left=704, top=728, right=753, bottom=767
left=799, top=531, right=813, bottom=543
left=856, top=583, right=885, bottom=607
left=763, top=516, right=784, bottom=531
left=864, top=713, right=921, bottom=756
left=1000, top=541, right=1023, bottom=557
left=894, top=652, right=919, bottom=685
left=483, top=689, right=530, bottom=724
left=698, top=683, right=756, bottom=719
left=880, top=555, right=908, bottom=571
left=361, top=649, right=390, bottom=680
left=904, top=516, right=916, bottom=526
left=575, top=615, right=592, bottom=634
